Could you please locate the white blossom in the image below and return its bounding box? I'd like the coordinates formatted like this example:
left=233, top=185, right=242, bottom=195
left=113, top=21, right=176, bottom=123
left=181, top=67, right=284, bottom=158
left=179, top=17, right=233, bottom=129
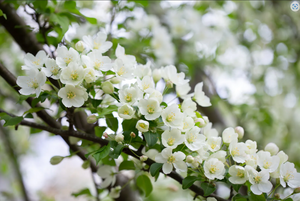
left=58, top=85, right=88, bottom=108
left=119, top=85, right=142, bottom=105
left=184, top=127, right=206, bottom=151
left=42, top=58, right=61, bottom=79
left=246, top=166, right=272, bottom=195
left=161, top=128, right=184, bottom=149
left=137, top=75, right=154, bottom=92
left=229, top=165, right=248, bottom=184
left=161, top=104, right=184, bottom=129
left=222, top=127, right=238, bottom=145
left=118, top=104, right=135, bottom=119
left=182, top=116, right=195, bottom=132
left=229, top=141, right=247, bottom=163
left=135, top=61, right=151, bottom=79
left=138, top=98, right=162, bottom=120
left=155, top=147, right=187, bottom=174
left=207, top=136, right=222, bottom=152
left=22, top=50, right=47, bottom=70
left=204, top=158, right=225, bottom=180
left=56, top=46, right=80, bottom=68
left=181, top=98, right=196, bottom=117
left=193, top=82, right=211, bottom=107
left=82, top=32, right=112, bottom=53
left=60, top=62, right=85, bottom=85
left=257, top=150, right=280, bottom=173
left=136, top=120, right=149, bottom=132
left=280, top=162, right=300, bottom=188
left=97, top=165, right=117, bottom=188
left=16, top=68, right=46, bottom=97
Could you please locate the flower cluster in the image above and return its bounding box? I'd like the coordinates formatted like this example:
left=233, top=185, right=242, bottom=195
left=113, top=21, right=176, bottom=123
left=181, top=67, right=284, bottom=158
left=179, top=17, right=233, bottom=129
left=17, top=31, right=300, bottom=199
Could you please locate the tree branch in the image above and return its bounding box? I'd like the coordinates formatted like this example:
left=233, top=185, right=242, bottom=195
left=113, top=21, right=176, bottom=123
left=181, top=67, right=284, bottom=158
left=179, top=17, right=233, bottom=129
left=0, top=124, right=30, bottom=201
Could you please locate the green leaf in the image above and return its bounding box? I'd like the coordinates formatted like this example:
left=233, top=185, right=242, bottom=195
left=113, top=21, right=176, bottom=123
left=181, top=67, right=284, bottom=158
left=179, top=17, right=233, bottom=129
left=105, top=114, right=118, bottom=132
left=232, top=194, right=248, bottom=201
left=18, top=94, right=35, bottom=104
left=33, top=0, right=48, bottom=10
left=0, top=113, right=23, bottom=127
left=283, top=198, right=293, bottom=201
left=72, top=188, right=92, bottom=198
left=182, top=176, right=199, bottom=189
left=91, top=98, right=102, bottom=108
left=160, top=102, right=168, bottom=108
left=98, top=105, right=118, bottom=118
left=92, top=145, right=111, bottom=164
left=110, top=144, right=124, bottom=159
left=30, top=127, right=43, bottom=134
left=50, top=14, right=69, bottom=35
left=64, top=0, right=76, bottom=10
left=249, top=192, right=266, bottom=201
left=143, top=131, right=158, bottom=147
left=119, top=160, right=135, bottom=171
left=0, top=9, right=7, bottom=19
left=94, top=126, right=106, bottom=138
left=85, top=17, right=97, bottom=24
left=232, top=184, right=242, bottom=193
left=149, top=163, right=163, bottom=177
left=102, top=155, right=116, bottom=166
left=200, top=182, right=216, bottom=197
left=23, top=107, right=45, bottom=116
left=136, top=174, right=153, bottom=197
left=122, top=119, right=138, bottom=141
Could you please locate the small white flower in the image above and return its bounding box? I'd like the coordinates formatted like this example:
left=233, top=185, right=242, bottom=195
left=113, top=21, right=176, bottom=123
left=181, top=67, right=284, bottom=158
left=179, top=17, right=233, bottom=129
left=280, top=162, right=300, bottom=188
left=208, top=150, right=227, bottom=163
left=229, top=141, right=247, bottom=163
left=137, top=75, right=154, bottom=92
left=257, top=151, right=280, bottom=173
left=97, top=165, right=117, bottom=188
left=245, top=140, right=257, bottom=155
left=155, top=147, right=187, bottom=174
left=119, top=85, right=142, bottom=105
left=204, top=158, right=225, bottom=180
left=193, top=82, right=211, bottom=107
left=207, top=137, right=222, bottom=152
left=181, top=98, right=196, bottom=117
left=17, top=68, right=46, bottom=97
left=162, top=65, right=189, bottom=86
left=60, top=62, right=85, bottom=85
left=235, top=126, right=244, bottom=139
left=147, top=88, right=163, bottom=104
left=58, top=85, right=88, bottom=108
left=271, top=151, right=289, bottom=178
left=192, top=146, right=210, bottom=167
left=22, top=50, right=48, bottom=70
left=245, top=154, right=258, bottom=169
left=138, top=98, right=162, bottom=120
left=81, top=50, right=112, bottom=74
left=222, top=127, right=238, bottom=145
left=264, top=143, right=279, bottom=155
left=82, top=32, right=112, bottom=53
left=184, top=127, right=206, bottom=151
left=176, top=82, right=193, bottom=99
left=113, top=58, right=134, bottom=79
left=75, top=40, right=85, bottom=52
left=56, top=46, right=80, bottom=68
left=161, top=104, right=184, bottom=129
left=161, top=128, right=184, bottom=149
left=42, top=58, right=61, bottom=79
left=152, top=68, right=162, bottom=83
left=136, top=120, right=149, bottom=132
left=182, top=116, right=195, bottom=132
left=83, top=68, right=96, bottom=83
left=135, top=61, right=151, bottom=79
left=118, top=104, right=135, bottom=119
left=202, top=123, right=218, bottom=138
left=229, top=165, right=248, bottom=184
left=246, top=166, right=272, bottom=195
left=115, top=44, right=137, bottom=67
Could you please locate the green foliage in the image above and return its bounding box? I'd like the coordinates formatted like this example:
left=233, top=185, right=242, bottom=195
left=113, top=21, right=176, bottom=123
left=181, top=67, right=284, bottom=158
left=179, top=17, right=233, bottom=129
left=249, top=192, right=266, bottom=201
left=182, top=176, right=199, bottom=189
left=0, top=9, right=7, bottom=19
left=200, top=182, right=216, bottom=197
left=98, top=105, right=118, bottom=118
left=149, top=163, right=163, bottom=177
left=143, top=131, right=158, bottom=147
left=0, top=113, right=23, bottom=127
left=119, top=160, right=135, bottom=171
left=232, top=194, right=248, bottom=201
left=72, top=188, right=92, bottom=198
left=94, top=126, right=106, bottom=138
left=90, top=145, right=111, bottom=165
left=136, top=174, right=153, bottom=197
left=105, top=114, right=118, bottom=133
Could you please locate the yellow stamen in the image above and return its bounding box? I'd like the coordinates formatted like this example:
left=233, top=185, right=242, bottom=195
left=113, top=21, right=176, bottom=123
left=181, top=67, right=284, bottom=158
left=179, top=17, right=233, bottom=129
left=167, top=155, right=175, bottom=164
left=67, top=91, right=76, bottom=99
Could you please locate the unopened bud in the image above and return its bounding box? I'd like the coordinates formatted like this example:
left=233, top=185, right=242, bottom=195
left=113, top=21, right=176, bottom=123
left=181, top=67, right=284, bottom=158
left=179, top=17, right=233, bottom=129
left=130, top=132, right=136, bottom=138
left=152, top=69, right=162, bottom=83
left=274, top=193, right=280, bottom=199
left=87, top=115, right=98, bottom=124
left=265, top=142, right=279, bottom=155
left=111, top=77, right=122, bottom=84
left=115, top=134, right=124, bottom=143
left=195, top=118, right=206, bottom=128
left=166, top=80, right=173, bottom=88
left=82, top=160, right=90, bottom=169
left=50, top=156, right=64, bottom=165
left=103, top=132, right=109, bottom=138
left=235, top=126, right=244, bottom=139
left=140, top=155, right=148, bottom=162
left=75, top=41, right=85, bottom=52
left=101, top=81, right=114, bottom=94
left=202, top=116, right=209, bottom=124
left=294, top=187, right=300, bottom=194
left=186, top=155, right=194, bottom=163
left=167, top=185, right=179, bottom=192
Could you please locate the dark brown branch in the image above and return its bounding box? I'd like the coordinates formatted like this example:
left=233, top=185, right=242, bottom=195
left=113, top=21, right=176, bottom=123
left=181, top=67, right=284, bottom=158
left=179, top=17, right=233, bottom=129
left=0, top=1, right=43, bottom=55
left=0, top=124, right=30, bottom=201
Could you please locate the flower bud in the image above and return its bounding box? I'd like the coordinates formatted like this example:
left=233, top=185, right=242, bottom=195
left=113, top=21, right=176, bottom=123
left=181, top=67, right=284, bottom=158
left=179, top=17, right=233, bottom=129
left=50, top=156, right=64, bottom=165
left=235, top=126, right=244, bottom=139
left=111, top=77, right=122, bottom=84
left=75, top=41, right=85, bottom=52
left=140, top=155, right=148, bottom=162
left=136, top=120, right=149, bottom=133
left=274, top=193, right=280, bottom=199
left=101, top=81, right=114, bottom=94
left=130, top=132, right=136, bottom=138
left=166, top=80, right=173, bottom=88
left=294, top=187, right=300, bottom=194
left=195, top=118, right=206, bottom=128
left=202, top=116, right=209, bottom=124
left=82, top=160, right=90, bottom=169
left=186, top=155, right=194, bottom=163
left=103, top=132, right=109, bottom=138
left=152, top=69, right=162, bottom=83
left=115, top=134, right=124, bottom=143
left=265, top=142, right=279, bottom=155
left=167, top=185, right=179, bottom=192
left=87, top=115, right=98, bottom=124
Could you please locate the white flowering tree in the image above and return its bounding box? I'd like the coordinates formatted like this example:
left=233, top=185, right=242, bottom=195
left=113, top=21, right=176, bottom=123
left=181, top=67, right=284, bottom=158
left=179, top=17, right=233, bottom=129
left=1, top=1, right=300, bottom=201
